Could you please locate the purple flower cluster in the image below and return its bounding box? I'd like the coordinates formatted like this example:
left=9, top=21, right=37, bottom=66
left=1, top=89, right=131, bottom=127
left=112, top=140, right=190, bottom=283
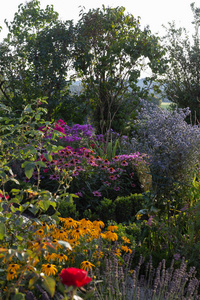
left=62, top=124, right=94, bottom=143
left=132, top=99, right=200, bottom=189
left=32, top=146, right=147, bottom=205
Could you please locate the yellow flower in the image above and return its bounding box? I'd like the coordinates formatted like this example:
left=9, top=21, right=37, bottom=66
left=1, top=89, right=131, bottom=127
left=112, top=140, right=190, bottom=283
left=80, top=261, right=95, bottom=272
left=41, top=223, right=50, bottom=231
left=59, top=217, right=78, bottom=228
left=53, top=228, right=67, bottom=240
left=73, top=228, right=84, bottom=239
left=114, top=249, right=121, bottom=257
left=7, top=270, right=18, bottom=281
left=51, top=239, right=62, bottom=249
left=25, top=189, right=38, bottom=198
left=122, top=236, right=131, bottom=244
left=45, top=253, right=57, bottom=261
left=121, top=245, right=132, bottom=253
left=55, top=253, right=68, bottom=263
left=135, top=214, right=142, bottom=220
left=41, top=264, right=57, bottom=276
left=35, top=229, right=44, bottom=239
left=90, top=228, right=101, bottom=239
left=93, top=251, right=104, bottom=260
left=7, top=263, right=20, bottom=272
left=107, top=224, right=118, bottom=232
left=105, top=231, right=118, bottom=241
left=80, top=218, right=93, bottom=229
left=93, top=220, right=105, bottom=229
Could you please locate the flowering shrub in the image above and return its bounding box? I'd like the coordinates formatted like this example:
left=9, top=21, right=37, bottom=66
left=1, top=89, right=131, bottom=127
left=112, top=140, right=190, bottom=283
left=32, top=146, right=149, bottom=220
left=131, top=99, right=200, bottom=193
left=0, top=210, right=134, bottom=298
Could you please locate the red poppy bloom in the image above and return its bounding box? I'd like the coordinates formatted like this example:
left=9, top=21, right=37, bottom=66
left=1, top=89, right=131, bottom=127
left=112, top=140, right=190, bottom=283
left=59, top=267, right=92, bottom=287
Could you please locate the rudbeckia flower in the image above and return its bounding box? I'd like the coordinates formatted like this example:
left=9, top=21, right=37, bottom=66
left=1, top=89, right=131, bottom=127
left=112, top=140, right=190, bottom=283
left=105, top=231, right=118, bottom=241
left=7, top=270, right=18, bottom=280
left=121, top=245, right=132, bottom=253
left=41, top=264, right=57, bottom=276
left=80, top=261, right=95, bottom=272
left=7, top=263, right=20, bottom=272
left=107, top=224, right=118, bottom=231
left=93, top=219, right=105, bottom=229
left=122, top=236, right=131, bottom=244
left=55, top=253, right=68, bottom=263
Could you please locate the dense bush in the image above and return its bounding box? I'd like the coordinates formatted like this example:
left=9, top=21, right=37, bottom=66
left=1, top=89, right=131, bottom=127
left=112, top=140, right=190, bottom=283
left=131, top=99, right=200, bottom=194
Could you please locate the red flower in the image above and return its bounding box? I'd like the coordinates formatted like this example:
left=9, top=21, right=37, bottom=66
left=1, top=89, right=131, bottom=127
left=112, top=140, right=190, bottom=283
left=59, top=267, right=92, bottom=287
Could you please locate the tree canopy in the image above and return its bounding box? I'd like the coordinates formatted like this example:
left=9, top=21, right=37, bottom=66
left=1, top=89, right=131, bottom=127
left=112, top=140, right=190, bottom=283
left=160, top=3, right=200, bottom=123
left=0, top=1, right=167, bottom=129
left=73, top=6, right=166, bottom=134
left=0, top=0, right=74, bottom=119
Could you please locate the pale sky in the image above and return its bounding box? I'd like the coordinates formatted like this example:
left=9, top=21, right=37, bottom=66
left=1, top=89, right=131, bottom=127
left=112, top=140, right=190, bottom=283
left=0, top=0, right=197, bottom=42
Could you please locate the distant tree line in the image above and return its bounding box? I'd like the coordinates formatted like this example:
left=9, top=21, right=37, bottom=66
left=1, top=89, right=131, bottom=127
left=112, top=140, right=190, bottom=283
left=0, top=0, right=200, bottom=133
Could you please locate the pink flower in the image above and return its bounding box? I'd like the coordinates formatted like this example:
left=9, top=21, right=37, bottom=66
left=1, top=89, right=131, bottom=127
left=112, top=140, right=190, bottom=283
left=103, top=159, right=110, bottom=165
left=108, top=167, right=116, bottom=174
left=121, top=160, right=128, bottom=166
left=75, top=192, right=83, bottom=197
left=114, top=187, right=120, bottom=191
left=146, top=215, right=154, bottom=226
left=103, top=181, right=111, bottom=186
left=109, top=175, right=117, bottom=181
left=56, top=119, right=66, bottom=126
left=112, top=156, right=119, bottom=162
left=50, top=174, right=59, bottom=180
left=0, top=193, right=10, bottom=199
left=72, top=171, right=79, bottom=177
left=92, top=191, right=102, bottom=197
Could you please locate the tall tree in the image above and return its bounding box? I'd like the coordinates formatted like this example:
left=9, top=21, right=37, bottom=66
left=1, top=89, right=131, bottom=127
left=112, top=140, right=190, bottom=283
left=159, top=3, right=200, bottom=123
left=74, top=6, right=166, bottom=135
left=0, top=0, right=74, bottom=119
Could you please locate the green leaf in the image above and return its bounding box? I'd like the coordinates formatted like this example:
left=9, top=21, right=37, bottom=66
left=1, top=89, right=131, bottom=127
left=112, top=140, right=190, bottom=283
left=21, top=161, right=35, bottom=179
left=24, top=104, right=32, bottom=113
left=16, top=235, right=23, bottom=241
left=0, top=223, right=6, bottom=240
left=28, top=276, right=38, bottom=288
left=38, top=200, right=50, bottom=211
left=42, top=276, right=56, bottom=298
left=36, top=161, right=46, bottom=168
left=43, top=153, right=52, bottom=162
left=12, top=293, right=25, bottom=300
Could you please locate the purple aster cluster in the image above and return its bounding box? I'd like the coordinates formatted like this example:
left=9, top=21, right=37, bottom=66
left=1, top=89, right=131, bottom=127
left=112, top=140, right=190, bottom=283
left=131, top=99, right=200, bottom=190
left=62, top=124, right=94, bottom=143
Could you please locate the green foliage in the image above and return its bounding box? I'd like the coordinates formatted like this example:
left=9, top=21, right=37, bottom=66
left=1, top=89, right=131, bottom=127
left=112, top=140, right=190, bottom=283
left=57, top=197, right=79, bottom=219
left=0, top=0, right=74, bottom=119
left=160, top=3, right=200, bottom=123
left=74, top=6, right=167, bottom=135
left=97, top=198, right=116, bottom=222
left=115, top=193, right=144, bottom=223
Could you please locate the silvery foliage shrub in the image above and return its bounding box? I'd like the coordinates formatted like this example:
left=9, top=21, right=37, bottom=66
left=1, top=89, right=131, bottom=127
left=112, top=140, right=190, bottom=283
left=131, top=99, right=200, bottom=191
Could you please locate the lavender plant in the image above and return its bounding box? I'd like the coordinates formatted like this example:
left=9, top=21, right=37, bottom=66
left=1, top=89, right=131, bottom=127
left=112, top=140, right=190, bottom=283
left=92, top=254, right=200, bottom=300
left=131, top=99, right=200, bottom=194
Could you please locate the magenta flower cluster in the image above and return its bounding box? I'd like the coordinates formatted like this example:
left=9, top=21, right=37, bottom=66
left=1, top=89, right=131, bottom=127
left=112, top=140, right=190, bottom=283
left=33, top=145, right=147, bottom=204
